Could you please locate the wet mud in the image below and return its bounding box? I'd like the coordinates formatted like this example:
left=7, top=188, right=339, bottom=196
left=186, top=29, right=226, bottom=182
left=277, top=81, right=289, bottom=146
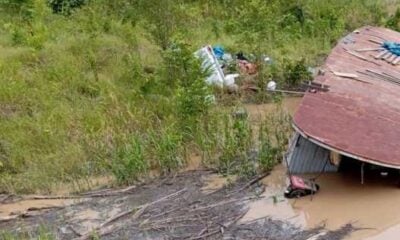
left=0, top=199, right=75, bottom=218
left=0, top=170, right=353, bottom=240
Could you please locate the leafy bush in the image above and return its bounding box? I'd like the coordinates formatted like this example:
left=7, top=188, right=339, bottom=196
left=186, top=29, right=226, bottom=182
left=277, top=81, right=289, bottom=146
left=48, top=0, right=85, bottom=14
left=283, top=59, right=311, bottom=87
left=166, top=42, right=213, bottom=136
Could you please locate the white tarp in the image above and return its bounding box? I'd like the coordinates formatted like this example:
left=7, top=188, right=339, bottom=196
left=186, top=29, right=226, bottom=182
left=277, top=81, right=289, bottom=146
left=195, top=45, right=225, bottom=87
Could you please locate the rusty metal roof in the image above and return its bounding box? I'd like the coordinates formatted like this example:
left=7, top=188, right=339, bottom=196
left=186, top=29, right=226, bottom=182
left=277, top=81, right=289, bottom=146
left=293, top=26, right=400, bottom=168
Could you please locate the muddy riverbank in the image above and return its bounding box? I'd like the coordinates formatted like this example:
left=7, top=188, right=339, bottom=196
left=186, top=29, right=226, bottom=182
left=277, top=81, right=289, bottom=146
left=0, top=170, right=355, bottom=240
left=3, top=161, right=398, bottom=240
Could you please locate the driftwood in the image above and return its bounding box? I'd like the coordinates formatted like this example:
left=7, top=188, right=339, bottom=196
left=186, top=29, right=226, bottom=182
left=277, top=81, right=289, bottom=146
left=1, top=171, right=267, bottom=239
left=74, top=188, right=187, bottom=240
left=227, top=172, right=270, bottom=197
left=189, top=196, right=259, bottom=213
left=27, top=206, right=64, bottom=211
left=18, top=185, right=138, bottom=202
left=79, top=185, right=137, bottom=197
left=189, top=208, right=248, bottom=240
left=29, top=195, right=83, bottom=200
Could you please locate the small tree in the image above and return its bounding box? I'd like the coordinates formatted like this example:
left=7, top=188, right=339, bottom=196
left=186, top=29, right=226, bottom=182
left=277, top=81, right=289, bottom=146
left=137, top=0, right=187, bottom=50
left=162, top=41, right=213, bottom=137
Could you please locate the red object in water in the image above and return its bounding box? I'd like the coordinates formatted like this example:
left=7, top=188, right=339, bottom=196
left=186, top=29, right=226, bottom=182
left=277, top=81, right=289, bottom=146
left=284, top=176, right=319, bottom=198
left=290, top=176, right=307, bottom=189
left=294, top=26, right=400, bottom=169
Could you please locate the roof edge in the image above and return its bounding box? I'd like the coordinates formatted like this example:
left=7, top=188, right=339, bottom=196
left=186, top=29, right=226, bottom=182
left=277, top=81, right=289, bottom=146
left=292, top=123, right=400, bottom=169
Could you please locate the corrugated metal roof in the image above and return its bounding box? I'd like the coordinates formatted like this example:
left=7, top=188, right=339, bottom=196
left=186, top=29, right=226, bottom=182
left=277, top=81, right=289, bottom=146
left=293, top=26, right=400, bottom=168
left=287, top=133, right=338, bottom=174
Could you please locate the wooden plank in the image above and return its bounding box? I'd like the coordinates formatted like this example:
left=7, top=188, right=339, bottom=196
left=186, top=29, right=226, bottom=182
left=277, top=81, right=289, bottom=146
left=384, top=53, right=394, bottom=62
left=345, top=49, right=380, bottom=66
left=267, top=89, right=305, bottom=95
left=393, top=56, right=400, bottom=65
left=332, top=71, right=358, bottom=79
left=369, top=38, right=383, bottom=45
left=381, top=52, right=391, bottom=59
left=388, top=54, right=398, bottom=63
left=375, top=50, right=388, bottom=59
left=385, top=53, right=393, bottom=61
left=332, top=71, right=370, bottom=84
left=356, top=47, right=384, bottom=52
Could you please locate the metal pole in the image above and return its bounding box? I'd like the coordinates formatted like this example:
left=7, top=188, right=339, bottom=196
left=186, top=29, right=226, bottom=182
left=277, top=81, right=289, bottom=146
left=361, top=163, right=365, bottom=184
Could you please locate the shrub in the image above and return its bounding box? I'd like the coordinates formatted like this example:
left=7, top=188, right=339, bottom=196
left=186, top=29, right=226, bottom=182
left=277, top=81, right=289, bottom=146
left=283, top=59, right=311, bottom=87
left=162, top=41, right=213, bottom=137
left=112, top=135, right=148, bottom=184
left=48, top=0, right=85, bottom=14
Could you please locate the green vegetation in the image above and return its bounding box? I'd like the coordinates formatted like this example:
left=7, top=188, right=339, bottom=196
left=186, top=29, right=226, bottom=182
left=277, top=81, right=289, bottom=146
left=1, top=225, right=54, bottom=240
left=0, top=0, right=399, bottom=193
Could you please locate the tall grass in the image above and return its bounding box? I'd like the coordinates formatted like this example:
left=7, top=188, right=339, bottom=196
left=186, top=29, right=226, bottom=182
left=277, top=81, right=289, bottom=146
left=1, top=225, right=54, bottom=240
left=0, top=0, right=398, bottom=193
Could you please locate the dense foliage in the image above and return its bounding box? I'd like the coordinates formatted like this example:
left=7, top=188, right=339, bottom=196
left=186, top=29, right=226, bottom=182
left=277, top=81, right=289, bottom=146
left=0, top=0, right=398, bottom=193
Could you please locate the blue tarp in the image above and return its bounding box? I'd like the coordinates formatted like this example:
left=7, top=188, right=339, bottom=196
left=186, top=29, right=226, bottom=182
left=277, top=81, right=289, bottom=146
left=212, top=45, right=225, bottom=59
left=383, top=41, right=400, bottom=56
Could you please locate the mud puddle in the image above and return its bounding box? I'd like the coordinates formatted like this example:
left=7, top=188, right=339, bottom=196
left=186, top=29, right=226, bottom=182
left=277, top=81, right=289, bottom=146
left=201, top=174, right=237, bottom=194
left=242, top=164, right=400, bottom=240
left=51, top=175, right=114, bottom=195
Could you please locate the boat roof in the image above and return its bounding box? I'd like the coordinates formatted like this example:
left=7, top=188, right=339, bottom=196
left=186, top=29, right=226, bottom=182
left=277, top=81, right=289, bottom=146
left=293, top=26, right=400, bottom=168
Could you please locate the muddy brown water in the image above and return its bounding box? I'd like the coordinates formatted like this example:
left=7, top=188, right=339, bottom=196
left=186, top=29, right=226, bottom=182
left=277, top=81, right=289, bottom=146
left=239, top=164, right=400, bottom=240
left=244, top=97, right=300, bottom=121
left=0, top=199, right=75, bottom=218
left=236, top=97, right=400, bottom=239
